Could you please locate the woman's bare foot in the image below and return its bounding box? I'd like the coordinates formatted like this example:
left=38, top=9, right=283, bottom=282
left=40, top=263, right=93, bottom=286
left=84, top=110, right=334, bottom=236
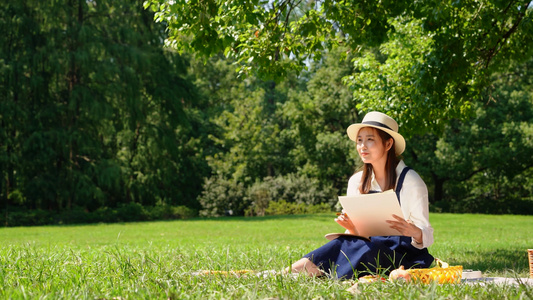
left=284, top=258, right=323, bottom=276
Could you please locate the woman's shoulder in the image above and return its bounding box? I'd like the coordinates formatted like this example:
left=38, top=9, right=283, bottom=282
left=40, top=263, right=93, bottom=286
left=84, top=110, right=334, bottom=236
left=348, top=170, right=363, bottom=182
left=402, top=166, right=427, bottom=189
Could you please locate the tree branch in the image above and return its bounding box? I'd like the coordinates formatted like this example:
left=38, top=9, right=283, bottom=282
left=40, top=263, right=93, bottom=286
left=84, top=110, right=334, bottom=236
left=483, top=1, right=531, bottom=69
left=459, top=166, right=489, bottom=182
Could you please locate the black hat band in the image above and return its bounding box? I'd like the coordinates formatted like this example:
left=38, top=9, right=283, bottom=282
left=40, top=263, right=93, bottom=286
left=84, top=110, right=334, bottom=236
left=362, top=121, right=393, bottom=132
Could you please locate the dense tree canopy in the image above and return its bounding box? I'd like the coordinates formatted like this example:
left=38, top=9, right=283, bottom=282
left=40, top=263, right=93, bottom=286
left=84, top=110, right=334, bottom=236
left=145, top=0, right=533, bottom=215
left=1, top=0, right=208, bottom=216
left=145, top=0, right=533, bottom=134
left=1, top=1, right=532, bottom=225
left=188, top=46, right=533, bottom=215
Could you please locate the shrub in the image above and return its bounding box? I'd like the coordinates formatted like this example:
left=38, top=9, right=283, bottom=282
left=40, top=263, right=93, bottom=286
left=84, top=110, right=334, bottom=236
left=198, top=173, right=337, bottom=217
left=244, top=174, right=337, bottom=216
left=430, top=196, right=533, bottom=215
left=197, top=175, right=249, bottom=217
left=262, top=174, right=337, bottom=206
left=263, top=200, right=333, bottom=216
left=1, top=208, right=55, bottom=226
left=0, top=204, right=198, bottom=227
left=57, top=206, right=96, bottom=224
left=246, top=182, right=271, bottom=216
left=149, top=204, right=197, bottom=220
left=116, top=202, right=149, bottom=222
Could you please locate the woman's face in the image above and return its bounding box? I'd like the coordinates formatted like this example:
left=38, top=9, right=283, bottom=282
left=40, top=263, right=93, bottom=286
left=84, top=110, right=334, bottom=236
left=356, top=127, right=393, bottom=165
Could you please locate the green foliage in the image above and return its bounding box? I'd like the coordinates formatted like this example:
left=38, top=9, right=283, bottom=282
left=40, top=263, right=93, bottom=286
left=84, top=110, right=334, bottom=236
left=281, top=46, right=360, bottom=191
left=431, top=197, right=533, bottom=215
left=189, top=47, right=357, bottom=217
left=199, top=173, right=336, bottom=217
left=405, top=56, right=533, bottom=206
left=198, top=175, right=249, bottom=217
left=246, top=174, right=337, bottom=216
left=263, top=200, right=333, bottom=216
left=146, top=0, right=533, bottom=134
left=0, top=0, right=209, bottom=213
left=2, top=0, right=533, bottom=224
left=0, top=204, right=196, bottom=227
left=345, top=17, right=447, bottom=136
left=192, top=45, right=533, bottom=217
left=143, top=0, right=406, bottom=80
left=256, top=174, right=336, bottom=205
left=0, top=209, right=55, bottom=227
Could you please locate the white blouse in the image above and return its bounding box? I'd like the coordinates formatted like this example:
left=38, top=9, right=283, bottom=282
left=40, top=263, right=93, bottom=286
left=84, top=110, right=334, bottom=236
left=346, top=160, right=434, bottom=249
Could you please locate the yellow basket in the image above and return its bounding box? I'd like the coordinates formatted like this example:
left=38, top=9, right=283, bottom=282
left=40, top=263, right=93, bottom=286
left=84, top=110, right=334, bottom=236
left=407, top=265, right=463, bottom=284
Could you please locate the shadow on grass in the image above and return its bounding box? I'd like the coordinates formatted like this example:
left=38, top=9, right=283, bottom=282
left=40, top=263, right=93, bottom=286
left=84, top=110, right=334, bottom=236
left=454, top=248, right=530, bottom=274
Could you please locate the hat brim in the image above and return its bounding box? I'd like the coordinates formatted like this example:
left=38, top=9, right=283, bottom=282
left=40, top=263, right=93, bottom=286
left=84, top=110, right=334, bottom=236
left=347, top=124, right=406, bottom=155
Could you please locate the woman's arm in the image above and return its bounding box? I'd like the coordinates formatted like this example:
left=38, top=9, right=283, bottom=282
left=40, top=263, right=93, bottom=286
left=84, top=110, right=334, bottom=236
left=395, top=170, right=434, bottom=249
left=387, top=214, right=423, bottom=243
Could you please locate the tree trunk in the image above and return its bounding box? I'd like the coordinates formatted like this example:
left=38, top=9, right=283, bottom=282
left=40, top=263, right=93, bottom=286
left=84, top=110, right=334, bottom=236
left=432, top=174, right=445, bottom=203
left=65, top=0, right=84, bottom=210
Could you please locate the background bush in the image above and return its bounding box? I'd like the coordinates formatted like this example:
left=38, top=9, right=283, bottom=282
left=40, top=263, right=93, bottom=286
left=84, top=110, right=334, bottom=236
left=263, top=201, right=333, bottom=216
left=198, top=175, right=249, bottom=217
left=200, top=173, right=336, bottom=217
left=0, top=204, right=196, bottom=227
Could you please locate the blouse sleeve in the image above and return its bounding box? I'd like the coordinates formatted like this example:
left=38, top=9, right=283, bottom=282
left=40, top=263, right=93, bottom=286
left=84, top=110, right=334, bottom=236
left=399, top=170, right=434, bottom=249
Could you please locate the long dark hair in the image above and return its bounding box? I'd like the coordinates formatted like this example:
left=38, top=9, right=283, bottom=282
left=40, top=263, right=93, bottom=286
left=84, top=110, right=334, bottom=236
left=359, top=128, right=400, bottom=194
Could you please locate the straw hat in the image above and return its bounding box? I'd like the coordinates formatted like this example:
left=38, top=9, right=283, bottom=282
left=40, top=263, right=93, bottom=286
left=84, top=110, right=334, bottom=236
left=346, top=112, right=406, bottom=155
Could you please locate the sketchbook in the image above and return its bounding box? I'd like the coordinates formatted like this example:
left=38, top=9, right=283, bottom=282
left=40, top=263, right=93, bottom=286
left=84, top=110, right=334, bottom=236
left=325, top=189, right=405, bottom=240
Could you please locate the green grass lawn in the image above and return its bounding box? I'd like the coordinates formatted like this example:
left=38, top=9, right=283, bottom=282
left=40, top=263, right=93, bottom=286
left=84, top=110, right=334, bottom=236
left=1, top=213, right=532, bottom=299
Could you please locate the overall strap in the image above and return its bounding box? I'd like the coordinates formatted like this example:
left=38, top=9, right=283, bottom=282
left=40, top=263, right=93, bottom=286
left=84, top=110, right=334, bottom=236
left=395, top=166, right=412, bottom=204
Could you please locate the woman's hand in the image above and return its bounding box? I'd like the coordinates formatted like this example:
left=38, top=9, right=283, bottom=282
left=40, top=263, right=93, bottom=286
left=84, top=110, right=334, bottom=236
left=386, top=214, right=423, bottom=244
left=335, top=212, right=358, bottom=235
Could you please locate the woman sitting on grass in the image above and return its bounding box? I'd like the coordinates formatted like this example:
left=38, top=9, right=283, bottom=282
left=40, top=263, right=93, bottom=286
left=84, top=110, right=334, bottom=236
left=288, top=111, right=434, bottom=279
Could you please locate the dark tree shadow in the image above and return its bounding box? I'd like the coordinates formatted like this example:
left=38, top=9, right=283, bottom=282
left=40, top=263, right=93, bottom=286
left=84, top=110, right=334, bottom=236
left=453, top=248, right=530, bottom=275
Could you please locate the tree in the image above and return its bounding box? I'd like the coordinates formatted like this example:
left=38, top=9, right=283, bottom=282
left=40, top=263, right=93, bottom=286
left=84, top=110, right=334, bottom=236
left=145, top=0, right=533, bottom=134
left=281, top=46, right=360, bottom=194
left=405, top=57, right=533, bottom=209
left=188, top=53, right=344, bottom=216
left=0, top=0, right=207, bottom=214
left=187, top=53, right=299, bottom=184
